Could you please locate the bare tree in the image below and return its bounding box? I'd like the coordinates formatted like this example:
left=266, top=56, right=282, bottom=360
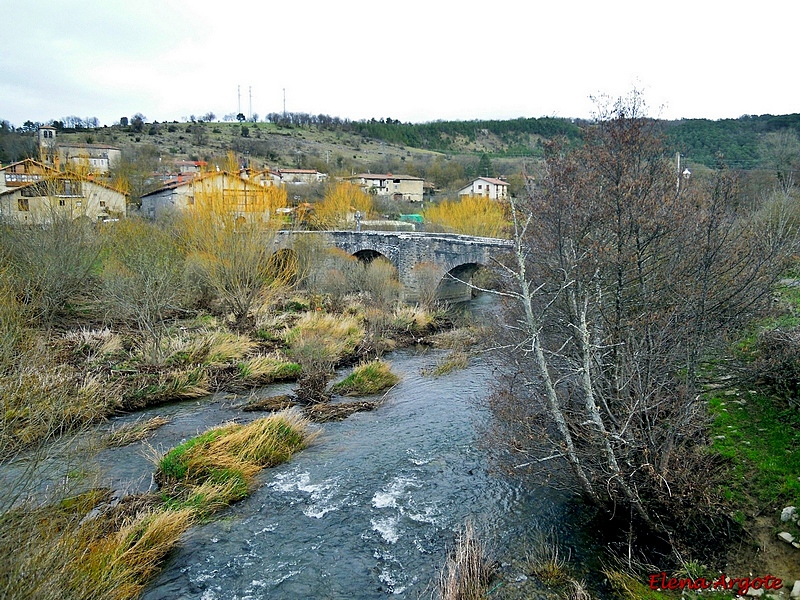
left=0, top=192, right=100, bottom=327
left=487, top=93, right=798, bottom=542
left=101, top=219, right=186, bottom=364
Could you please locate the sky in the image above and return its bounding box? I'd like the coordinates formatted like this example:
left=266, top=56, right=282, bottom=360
left=2, top=0, right=798, bottom=127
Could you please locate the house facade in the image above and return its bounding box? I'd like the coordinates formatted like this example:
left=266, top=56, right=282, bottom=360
left=346, top=173, right=424, bottom=202
left=0, top=158, right=54, bottom=194
left=140, top=171, right=282, bottom=222
left=0, top=163, right=126, bottom=224
left=458, top=177, right=509, bottom=200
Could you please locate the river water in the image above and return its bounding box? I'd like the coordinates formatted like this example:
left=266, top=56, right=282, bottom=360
left=0, top=297, right=573, bottom=598
left=130, top=340, right=567, bottom=599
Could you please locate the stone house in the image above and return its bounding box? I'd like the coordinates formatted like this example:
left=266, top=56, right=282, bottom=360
left=37, top=126, right=122, bottom=175
left=346, top=173, right=424, bottom=202
left=270, top=169, right=328, bottom=186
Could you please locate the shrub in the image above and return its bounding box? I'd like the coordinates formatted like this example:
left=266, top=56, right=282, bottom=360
left=100, top=219, right=187, bottom=365
left=750, top=327, right=800, bottom=403
left=1, top=209, right=101, bottom=326
left=359, top=258, right=400, bottom=308
left=423, top=195, right=508, bottom=238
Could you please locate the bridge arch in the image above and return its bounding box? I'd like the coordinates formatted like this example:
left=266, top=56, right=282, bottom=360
left=272, top=230, right=512, bottom=303
left=352, top=248, right=390, bottom=264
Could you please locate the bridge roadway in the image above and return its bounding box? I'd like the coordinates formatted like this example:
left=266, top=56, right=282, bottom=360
left=274, top=229, right=513, bottom=302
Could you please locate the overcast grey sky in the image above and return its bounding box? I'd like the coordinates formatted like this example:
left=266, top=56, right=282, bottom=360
left=2, top=0, right=798, bottom=126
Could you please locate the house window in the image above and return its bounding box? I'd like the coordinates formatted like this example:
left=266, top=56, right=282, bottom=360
left=59, top=199, right=66, bottom=206
left=393, top=179, right=400, bottom=184
left=99, top=201, right=106, bottom=207
left=18, top=198, right=29, bottom=211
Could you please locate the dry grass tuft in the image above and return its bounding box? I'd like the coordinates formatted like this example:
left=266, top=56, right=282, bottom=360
left=64, top=327, right=125, bottom=362
left=0, top=489, right=193, bottom=600
left=438, top=520, right=494, bottom=600
left=0, top=348, right=120, bottom=459
left=392, top=305, right=435, bottom=335
left=429, top=326, right=485, bottom=350
left=238, top=354, right=302, bottom=384
left=123, top=367, right=210, bottom=410
left=164, top=329, right=257, bottom=367
left=102, top=416, right=170, bottom=448
left=285, top=312, right=364, bottom=365
left=424, top=351, right=470, bottom=377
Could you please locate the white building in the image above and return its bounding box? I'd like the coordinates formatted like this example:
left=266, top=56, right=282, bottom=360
left=458, top=177, right=509, bottom=200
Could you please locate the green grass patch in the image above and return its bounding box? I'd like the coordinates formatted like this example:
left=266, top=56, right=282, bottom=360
left=158, top=412, right=317, bottom=512
left=708, top=390, right=800, bottom=509
left=237, top=355, right=302, bottom=383
left=332, top=360, right=399, bottom=396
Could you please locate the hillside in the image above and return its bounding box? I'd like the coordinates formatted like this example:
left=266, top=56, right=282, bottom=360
left=3, top=112, right=800, bottom=202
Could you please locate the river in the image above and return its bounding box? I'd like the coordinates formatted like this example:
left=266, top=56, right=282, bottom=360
left=28, top=298, right=573, bottom=599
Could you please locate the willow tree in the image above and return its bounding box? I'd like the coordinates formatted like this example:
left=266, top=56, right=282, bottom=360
left=180, top=176, right=291, bottom=326
left=423, top=194, right=508, bottom=238
left=312, top=182, right=372, bottom=229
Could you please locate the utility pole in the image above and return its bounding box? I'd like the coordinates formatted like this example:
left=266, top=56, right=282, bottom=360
left=283, top=88, right=286, bottom=118
left=249, top=86, right=252, bottom=121
left=238, top=85, right=241, bottom=115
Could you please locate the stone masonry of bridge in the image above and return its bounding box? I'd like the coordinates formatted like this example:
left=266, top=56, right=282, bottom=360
left=274, top=230, right=513, bottom=302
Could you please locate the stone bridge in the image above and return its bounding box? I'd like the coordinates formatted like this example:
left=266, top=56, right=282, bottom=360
left=274, top=230, right=513, bottom=302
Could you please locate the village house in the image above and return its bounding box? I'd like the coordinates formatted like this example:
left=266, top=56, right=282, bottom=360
left=457, top=177, right=509, bottom=200
left=0, top=159, right=126, bottom=224
left=140, top=171, right=280, bottom=222
left=346, top=173, right=425, bottom=202
left=270, top=168, right=328, bottom=186
left=0, top=158, right=53, bottom=194
left=38, top=126, right=122, bottom=175
left=174, top=160, right=207, bottom=174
